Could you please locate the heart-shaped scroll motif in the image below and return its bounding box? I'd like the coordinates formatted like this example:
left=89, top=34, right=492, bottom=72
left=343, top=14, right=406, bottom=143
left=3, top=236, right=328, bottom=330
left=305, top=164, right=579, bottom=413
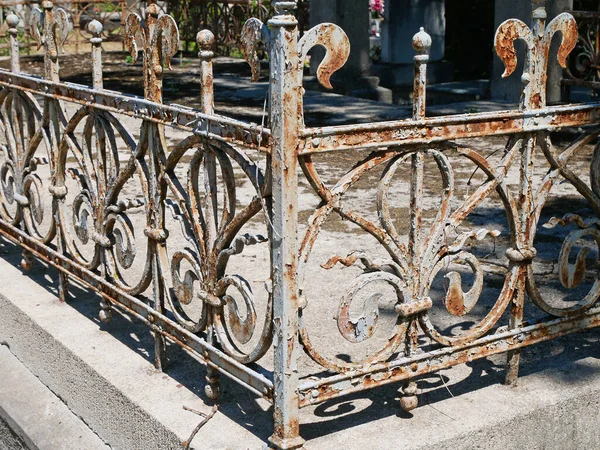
left=56, top=107, right=148, bottom=294
left=164, top=136, right=273, bottom=364
left=495, top=12, right=577, bottom=109
left=241, top=19, right=350, bottom=90
left=298, top=23, right=350, bottom=90
left=124, top=5, right=179, bottom=102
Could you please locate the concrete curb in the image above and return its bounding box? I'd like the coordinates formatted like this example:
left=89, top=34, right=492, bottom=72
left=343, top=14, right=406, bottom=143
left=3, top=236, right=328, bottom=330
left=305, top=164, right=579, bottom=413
left=0, top=345, right=109, bottom=450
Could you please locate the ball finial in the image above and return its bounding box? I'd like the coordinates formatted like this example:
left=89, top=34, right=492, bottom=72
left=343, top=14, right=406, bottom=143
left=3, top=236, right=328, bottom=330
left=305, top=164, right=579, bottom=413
left=412, top=27, right=432, bottom=55
left=196, top=29, right=215, bottom=51
left=87, top=19, right=103, bottom=36
left=6, top=13, right=19, bottom=29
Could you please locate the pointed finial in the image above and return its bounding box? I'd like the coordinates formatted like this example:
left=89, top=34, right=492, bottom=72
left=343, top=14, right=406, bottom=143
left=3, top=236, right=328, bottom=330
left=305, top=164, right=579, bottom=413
left=412, top=27, right=432, bottom=55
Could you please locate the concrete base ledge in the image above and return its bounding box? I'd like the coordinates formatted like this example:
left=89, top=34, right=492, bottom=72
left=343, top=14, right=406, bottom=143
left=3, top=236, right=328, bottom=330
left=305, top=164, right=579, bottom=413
left=0, top=345, right=109, bottom=450
left=1, top=241, right=600, bottom=449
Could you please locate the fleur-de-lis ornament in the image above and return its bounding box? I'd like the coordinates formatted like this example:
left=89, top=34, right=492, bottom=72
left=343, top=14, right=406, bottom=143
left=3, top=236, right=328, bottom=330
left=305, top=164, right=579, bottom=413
left=124, top=0, right=179, bottom=102
left=495, top=1, right=578, bottom=110
left=29, top=1, right=69, bottom=82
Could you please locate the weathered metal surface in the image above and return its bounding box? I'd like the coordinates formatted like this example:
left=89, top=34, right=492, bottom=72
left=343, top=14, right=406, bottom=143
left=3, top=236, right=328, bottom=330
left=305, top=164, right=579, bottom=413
left=297, top=304, right=600, bottom=407
left=1, top=0, right=600, bottom=448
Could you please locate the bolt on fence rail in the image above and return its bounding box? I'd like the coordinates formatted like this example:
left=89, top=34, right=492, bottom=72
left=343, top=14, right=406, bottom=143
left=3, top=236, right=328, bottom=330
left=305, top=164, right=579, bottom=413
left=0, top=0, right=599, bottom=448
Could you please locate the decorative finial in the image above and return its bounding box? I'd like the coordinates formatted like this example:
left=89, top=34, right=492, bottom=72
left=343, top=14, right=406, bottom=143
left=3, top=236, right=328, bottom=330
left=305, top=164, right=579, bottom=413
left=412, top=27, right=432, bottom=55
left=6, top=13, right=19, bottom=29
left=273, top=1, right=296, bottom=15
left=196, top=29, right=215, bottom=55
left=88, top=20, right=103, bottom=90
left=146, top=1, right=160, bottom=18
left=87, top=19, right=103, bottom=38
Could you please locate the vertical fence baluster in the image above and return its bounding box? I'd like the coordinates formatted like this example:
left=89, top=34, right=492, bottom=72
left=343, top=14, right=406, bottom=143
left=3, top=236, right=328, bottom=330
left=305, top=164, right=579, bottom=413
left=35, top=1, right=70, bottom=301
left=89, top=20, right=104, bottom=91
left=197, top=28, right=222, bottom=400
left=7, top=13, right=20, bottom=74
left=6, top=12, right=34, bottom=271
left=400, top=27, right=432, bottom=413
left=268, top=1, right=304, bottom=449
left=505, top=1, right=548, bottom=386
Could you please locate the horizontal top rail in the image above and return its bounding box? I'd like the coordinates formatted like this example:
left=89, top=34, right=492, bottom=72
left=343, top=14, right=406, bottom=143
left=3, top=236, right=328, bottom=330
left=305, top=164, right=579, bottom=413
left=0, top=69, right=271, bottom=150
left=298, top=102, right=600, bottom=153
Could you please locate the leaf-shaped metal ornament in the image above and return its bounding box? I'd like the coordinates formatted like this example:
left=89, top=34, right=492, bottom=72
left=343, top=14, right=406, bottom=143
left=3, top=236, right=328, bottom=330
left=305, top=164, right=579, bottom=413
left=29, top=7, right=43, bottom=49
left=52, top=8, right=70, bottom=54
left=298, top=23, right=350, bottom=89
left=154, top=14, right=179, bottom=69
left=494, top=19, right=533, bottom=79
left=241, top=18, right=269, bottom=82
left=124, top=13, right=144, bottom=63
left=544, top=12, right=578, bottom=69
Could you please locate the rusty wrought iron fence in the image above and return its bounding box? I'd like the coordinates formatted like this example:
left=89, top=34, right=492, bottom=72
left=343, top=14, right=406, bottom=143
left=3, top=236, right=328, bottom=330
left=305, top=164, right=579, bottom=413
left=0, top=0, right=134, bottom=53
left=1, top=0, right=600, bottom=448
left=0, top=0, right=308, bottom=55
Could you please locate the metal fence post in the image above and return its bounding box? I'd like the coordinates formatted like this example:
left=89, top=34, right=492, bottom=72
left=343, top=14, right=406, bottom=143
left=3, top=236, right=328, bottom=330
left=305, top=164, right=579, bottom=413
left=268, top=1, right=304, bottom=449
left=197, top=28, right=222, bottom=401
left=7, top=13, right=20, bottom=73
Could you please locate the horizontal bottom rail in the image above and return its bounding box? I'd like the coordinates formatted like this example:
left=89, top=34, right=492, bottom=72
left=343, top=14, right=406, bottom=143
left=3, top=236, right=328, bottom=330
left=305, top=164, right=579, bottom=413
left=0, top=218, right=274, bottom=401
left=298, top=308, right=600, bottom=407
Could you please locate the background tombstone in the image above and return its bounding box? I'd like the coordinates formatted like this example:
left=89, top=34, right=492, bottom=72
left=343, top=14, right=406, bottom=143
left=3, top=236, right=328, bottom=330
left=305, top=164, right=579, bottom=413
left=375, top=0, right=452, bottom=87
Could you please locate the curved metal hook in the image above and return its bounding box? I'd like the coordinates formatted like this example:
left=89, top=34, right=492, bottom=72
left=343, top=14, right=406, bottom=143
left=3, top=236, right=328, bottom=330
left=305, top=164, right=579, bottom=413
left=124, top=13, right=144, bottom=63
left=153, top=14, right=179, bottom=70
left=29, top=7, right=43, bottom=49
left=544, top=12, right=578, bottom=69
left=241, top=18, right=270, bottom=82
left=494, top=18, right=533, bottom=79
left=52, top=8, right=69, bottom=54
left=298, top=23, right=350, bottom=89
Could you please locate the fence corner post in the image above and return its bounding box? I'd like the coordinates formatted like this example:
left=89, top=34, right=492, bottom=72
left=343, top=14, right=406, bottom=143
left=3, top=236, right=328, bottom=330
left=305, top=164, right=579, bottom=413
left=268, top=1, right=305, bottom=449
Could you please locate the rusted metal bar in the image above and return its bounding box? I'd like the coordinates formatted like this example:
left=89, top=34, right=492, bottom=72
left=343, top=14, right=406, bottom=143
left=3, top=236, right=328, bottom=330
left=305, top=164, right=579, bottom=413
left=297, top=305, right=600, bottom=407
left=298, top=103, right=600, bottom=154
left=267, top=2, right=304, bottom=449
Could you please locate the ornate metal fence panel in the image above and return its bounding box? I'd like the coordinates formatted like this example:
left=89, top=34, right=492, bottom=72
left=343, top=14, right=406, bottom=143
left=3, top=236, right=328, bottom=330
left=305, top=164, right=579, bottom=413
left=0, top=0, right=133, bottom=53
left=0, top=0, right=600, bottom=448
